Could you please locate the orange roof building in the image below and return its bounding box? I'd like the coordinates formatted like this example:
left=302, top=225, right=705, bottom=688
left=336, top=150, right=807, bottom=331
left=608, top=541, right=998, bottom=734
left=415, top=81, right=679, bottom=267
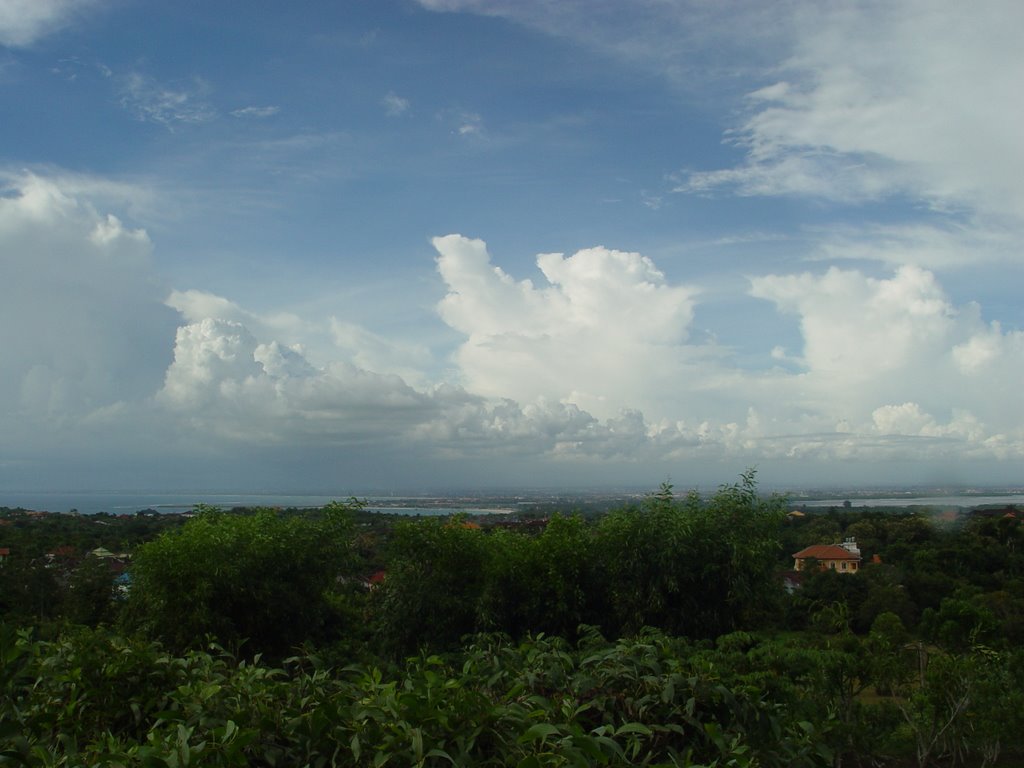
left=792, top=538, right=862, bottom=574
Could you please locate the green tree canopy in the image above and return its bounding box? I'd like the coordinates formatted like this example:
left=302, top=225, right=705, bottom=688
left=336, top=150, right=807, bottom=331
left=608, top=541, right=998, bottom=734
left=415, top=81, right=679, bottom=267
left=595, top=471, right=786, bottom=638
left=376, top=471, right=787, bottom=653
left=125, top=501, right=359, bottom=657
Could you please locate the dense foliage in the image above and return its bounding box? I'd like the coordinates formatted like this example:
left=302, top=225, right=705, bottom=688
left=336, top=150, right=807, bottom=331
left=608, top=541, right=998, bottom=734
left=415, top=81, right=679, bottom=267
left=3, top=622, right=1023, bottom=767
left=376, top=473, right=786, bottom=654
left=124, top=502, right=359, bottom=657
left=3, top=475, right=1024, bottom=765
left=593, top=474, right=784, bottom=638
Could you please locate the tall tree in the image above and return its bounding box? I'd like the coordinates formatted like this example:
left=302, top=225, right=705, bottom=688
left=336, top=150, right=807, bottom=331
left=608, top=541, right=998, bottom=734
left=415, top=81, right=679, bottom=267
left=373, top=516, right=491, bottom=655
left=595, top=471, right=786, bottom=638
left=125, top=502, right=358, bottom=657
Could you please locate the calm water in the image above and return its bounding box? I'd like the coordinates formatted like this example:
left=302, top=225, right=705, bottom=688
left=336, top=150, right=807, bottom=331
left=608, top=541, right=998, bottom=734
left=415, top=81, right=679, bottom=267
left=4, top=490, right=1022, bottom=516
left=797, top=495, right=1024, bottom=509
left=0, top=491, right=512, bottom=516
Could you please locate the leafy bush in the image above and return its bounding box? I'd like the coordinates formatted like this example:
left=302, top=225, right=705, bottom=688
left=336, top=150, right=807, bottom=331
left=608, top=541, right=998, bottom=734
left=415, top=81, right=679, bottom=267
left=125, top=501, right=360, bottom=657
left=595, top=472, right=786, bottom=638
left=376, top=472, right=787, bottom=655
left=0, top=624, right=838, bottom=767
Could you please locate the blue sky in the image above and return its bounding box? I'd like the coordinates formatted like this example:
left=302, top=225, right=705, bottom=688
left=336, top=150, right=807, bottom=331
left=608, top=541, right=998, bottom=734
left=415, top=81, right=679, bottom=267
left=1, top=0, right=1022, bottom=493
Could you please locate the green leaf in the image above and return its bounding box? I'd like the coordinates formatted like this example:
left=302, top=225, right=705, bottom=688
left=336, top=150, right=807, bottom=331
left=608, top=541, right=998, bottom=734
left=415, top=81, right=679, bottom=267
left=614, top=723, right=652, bottom=737
left=425, top=748, right=456, bottom=765
left=519, top=723, right=561, bottom=743
left=411, top=727, right=424, bottom=760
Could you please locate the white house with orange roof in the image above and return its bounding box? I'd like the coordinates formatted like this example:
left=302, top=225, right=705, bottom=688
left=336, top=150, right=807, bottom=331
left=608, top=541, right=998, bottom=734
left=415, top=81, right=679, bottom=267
left=792, top=537, right=862, bottom=574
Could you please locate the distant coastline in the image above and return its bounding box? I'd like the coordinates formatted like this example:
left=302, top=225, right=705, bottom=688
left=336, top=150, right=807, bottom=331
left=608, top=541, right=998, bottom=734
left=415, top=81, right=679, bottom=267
left=2, top=488, right=1022, bottom=516
left=795, top=494, right=1024, bottom=509
left=0, top=490, right=520, bottom=516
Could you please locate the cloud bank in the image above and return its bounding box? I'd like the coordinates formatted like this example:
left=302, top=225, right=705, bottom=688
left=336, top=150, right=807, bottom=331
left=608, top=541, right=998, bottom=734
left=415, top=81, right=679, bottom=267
left=433, top=235, right=1024, bottom=467
left=0, top=172, right=177, bottom=427
left=1, top=172, right=1022, bottom=488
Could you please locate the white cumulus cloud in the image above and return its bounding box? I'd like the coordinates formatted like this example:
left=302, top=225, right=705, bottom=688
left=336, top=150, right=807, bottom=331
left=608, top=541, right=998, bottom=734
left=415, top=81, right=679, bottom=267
left=434, top=234, right=700, bottom=421
left=750, top=265, right=1024, bottom=453
left=0, top=171, right=178, bottom=428
left=3, top=171, right=1022, bottom=487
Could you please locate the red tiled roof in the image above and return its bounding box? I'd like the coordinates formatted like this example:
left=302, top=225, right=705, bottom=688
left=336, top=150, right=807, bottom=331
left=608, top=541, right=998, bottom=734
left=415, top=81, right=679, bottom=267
left=793, top=544, right=860, bottom=561
left=0, top=547, right=10, bottom=556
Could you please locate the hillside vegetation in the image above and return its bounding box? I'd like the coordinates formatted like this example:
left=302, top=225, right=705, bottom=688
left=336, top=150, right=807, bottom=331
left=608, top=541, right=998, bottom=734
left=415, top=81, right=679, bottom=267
left=2, top=473, right=1024, bottom=766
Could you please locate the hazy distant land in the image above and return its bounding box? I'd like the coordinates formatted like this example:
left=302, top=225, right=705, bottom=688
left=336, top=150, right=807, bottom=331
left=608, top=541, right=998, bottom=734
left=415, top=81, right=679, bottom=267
left=2, top=485, right=1022, bottom=516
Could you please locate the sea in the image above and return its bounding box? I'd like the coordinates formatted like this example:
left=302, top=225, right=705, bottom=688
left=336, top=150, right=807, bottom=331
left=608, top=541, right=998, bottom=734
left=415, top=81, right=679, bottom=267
left=0, top=491, right=514, bottom=517
left=796, top=494, right=1024, bottom=509
left=2, top=490, right=1022, bottom=517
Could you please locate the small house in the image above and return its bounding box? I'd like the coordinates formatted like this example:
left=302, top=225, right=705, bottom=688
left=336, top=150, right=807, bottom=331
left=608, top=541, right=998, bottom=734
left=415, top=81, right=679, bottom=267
left=792, top=537, right=862, bottom=574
